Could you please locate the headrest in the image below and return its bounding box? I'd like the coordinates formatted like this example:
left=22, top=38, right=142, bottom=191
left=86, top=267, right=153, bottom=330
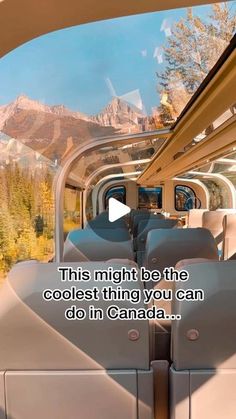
left=222, top=213, right=236, bottom=260
left=188, top=209, right=207, bottom=228
left=86, top=211, right=127, bottom=229
left=172, top=260, right=236, bottom=370
left=202, top=210, right=231, bottom=247
left=132, top=213, right=164, bottom=237
left=135, top=218, right=179, bottom=251
left=144, top=228, right=218, bottom=273
left=223, top=213, right=236, bottom=238
left=129, top=209, right=154, bottom=230
left=138, top=218, right=179, bottom=239
left=130, top=209, right=149, bottom=217
left=64, top=228, right=133, bottom=262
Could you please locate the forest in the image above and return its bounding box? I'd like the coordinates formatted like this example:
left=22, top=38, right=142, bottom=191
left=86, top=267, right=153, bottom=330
left=0, top=162, right=55, bottom=282
left=154, top=3, right=236, bottom=126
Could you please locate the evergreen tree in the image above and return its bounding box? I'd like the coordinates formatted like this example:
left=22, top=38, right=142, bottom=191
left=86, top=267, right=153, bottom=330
left=156, top=3, right=236, bottom=125
left=0, top=206, right=18, bottom=273
left=0, top=160, right=55, bottom=279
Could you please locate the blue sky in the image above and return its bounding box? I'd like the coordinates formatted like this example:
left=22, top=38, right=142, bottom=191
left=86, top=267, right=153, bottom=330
left=0, top=3, right=234, bottom=115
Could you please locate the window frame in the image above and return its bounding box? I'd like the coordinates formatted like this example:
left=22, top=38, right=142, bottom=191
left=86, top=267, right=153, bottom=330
left=104, top=185, right=127, bottom=209
left=174, top=184, right=198, bottom=212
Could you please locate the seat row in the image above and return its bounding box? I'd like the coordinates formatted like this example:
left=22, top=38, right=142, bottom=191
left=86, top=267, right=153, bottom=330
left=63, top=210, right=222, bottom=278
left=1, top=257, right=236, bottom=419
left=188, top=209, right=236, bottom=259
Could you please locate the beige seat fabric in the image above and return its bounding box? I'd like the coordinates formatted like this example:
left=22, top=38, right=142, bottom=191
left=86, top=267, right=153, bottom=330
left=171, top=260, right=236, bottom=419
left=175, top=258, right=216, bottom=270
left=202, top=210, right=236, bottom=249
left=187, top=209, right=207, bottom=228
left=172, top=260, right=236, bottom=370
left=64, top=228, right=134, bottom=261
left=222, top=213, right=236, bottom=260
left=143, top=228, right=218, bottom=276
left=0, top=261, right=149, bottom=370
left=0, top=262, right=152, bottom=419
left=152, top=257, right=217, bottom=348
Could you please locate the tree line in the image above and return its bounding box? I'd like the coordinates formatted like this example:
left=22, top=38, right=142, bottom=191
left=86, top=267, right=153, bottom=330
left=0, top=162, right=54, bottom=279
left=155, top=3, right=236, bottom=127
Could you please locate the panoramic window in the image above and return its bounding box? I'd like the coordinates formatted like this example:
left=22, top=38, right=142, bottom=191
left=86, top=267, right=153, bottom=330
left=0, top=3, right=234, bottom=165
left=179, top=160, right=234, bottom=210
left=200, top=179, right=230, bottom=210
left=138, top=187, right=163, bottom=209
left=0, top=1, right=235, bottom=281
left=175, top=185, right=199, bottom=211
left=105, top=186, right=126, bottom=209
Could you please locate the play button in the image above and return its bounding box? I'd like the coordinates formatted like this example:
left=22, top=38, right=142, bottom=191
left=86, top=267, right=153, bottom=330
left=85, top=197, right=133, bottom=242
left=108, top=198, right=131, bottom=222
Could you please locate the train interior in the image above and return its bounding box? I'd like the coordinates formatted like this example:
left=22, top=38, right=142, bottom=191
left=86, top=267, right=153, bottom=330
left=0, top=0, right=236, bottom=418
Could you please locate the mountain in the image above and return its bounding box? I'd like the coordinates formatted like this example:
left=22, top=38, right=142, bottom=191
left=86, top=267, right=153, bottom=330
left=0, top=95, right=146, bottom=162
left=0, top=95, right=91, bottom=128
left=92, top=97, right=145, bottom=131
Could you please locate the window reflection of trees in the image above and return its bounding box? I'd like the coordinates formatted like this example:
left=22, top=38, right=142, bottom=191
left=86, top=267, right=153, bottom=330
left=201, top=180, right=228, bottom=210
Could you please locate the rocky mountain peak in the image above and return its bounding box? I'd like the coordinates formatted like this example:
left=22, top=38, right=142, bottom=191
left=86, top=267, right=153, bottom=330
left=92, top=96, right=145, bottom=129
left=0, top=94, right=147, bottom=133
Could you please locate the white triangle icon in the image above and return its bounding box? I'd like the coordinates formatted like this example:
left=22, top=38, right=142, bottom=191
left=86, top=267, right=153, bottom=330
left=108, top=198, right=131, bottom=222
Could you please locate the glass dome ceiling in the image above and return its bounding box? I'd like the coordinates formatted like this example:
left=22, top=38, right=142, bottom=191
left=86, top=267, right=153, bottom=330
left=68, top=137, right=166, bottom=185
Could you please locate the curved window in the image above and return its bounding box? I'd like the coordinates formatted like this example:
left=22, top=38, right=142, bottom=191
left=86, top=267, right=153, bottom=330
left=175, top=185, right=200, bottom=211
left=200, top=179, right=229, bottom=210
left=69, top=138, right=165, bottom=185
left=179, top=149, right=236, bottom=210
left=0, top=1, right=235, bottom=281
left=138, top=187, right=162, bottom=209
left=105, top=186, right=126, bottom=209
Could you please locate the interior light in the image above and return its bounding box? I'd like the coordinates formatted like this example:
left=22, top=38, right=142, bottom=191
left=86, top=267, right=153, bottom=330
left=194, top=133, right=206, bottom=143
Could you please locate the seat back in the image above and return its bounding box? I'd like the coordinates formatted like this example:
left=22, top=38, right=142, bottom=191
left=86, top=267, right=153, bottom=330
left=143, top=228, right=218, bottom=275
left=172, top=260, right=236, bottom=369
left=222, top=213, right=236, bottom=260
left=0, top=261, right=151, bottom=419
left=202, top=210, right=235, bottom=250
left=171, top=260, right=236, bottom=419
left=132, top=213, right=164, bottom=238
left=129, top=209, right=149, bottom=230
left=86, top=211, right=128, bottom=230
left=135, top=218, right=179, bottom=251
left=64, top=228, right=134, bottom=261
left=188, top=209, right=207, bottom=227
